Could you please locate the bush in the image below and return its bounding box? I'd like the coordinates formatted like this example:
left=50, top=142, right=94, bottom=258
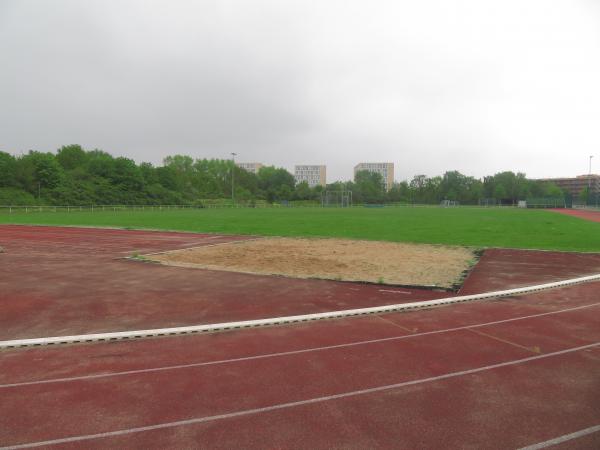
left=0, top=187, right=39, bottom=205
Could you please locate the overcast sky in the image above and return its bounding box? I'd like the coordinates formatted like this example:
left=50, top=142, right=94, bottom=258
left=1, top=0, right=599, bottom=182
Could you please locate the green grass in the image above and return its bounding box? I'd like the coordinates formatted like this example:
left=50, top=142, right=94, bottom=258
left=1, top=207, right=599, bottom=252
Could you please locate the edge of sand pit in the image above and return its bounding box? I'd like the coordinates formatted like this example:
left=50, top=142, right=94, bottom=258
left=134, top=236, right=481, bottom=291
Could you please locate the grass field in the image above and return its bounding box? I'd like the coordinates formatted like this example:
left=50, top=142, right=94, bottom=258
left=1, top=206, right=599, bottom=252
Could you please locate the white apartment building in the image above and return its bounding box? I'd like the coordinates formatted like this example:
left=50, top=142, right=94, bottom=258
left=236, top=162, right=263, bottom=174
left=294, top=165, right=326, bottom=188
left=354, top=162, right=394, bottom=191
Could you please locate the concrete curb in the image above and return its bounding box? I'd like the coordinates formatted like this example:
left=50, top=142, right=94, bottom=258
left=2, top=274, right=599, bottom=349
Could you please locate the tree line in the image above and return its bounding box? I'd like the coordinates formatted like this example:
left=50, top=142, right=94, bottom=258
left=0, top=145, right=567, bottom=206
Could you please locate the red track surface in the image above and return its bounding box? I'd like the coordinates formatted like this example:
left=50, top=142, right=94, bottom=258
left=550, top=208, right=600, bottom=223
left=0, top=225, right=449, bottom=340
left=1, top=225, right=600, bottom=448
left=459, top=247, right=600, bottom=294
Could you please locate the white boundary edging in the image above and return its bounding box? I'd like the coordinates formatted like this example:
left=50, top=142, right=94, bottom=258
left=2, top=274, right=599, bottom=349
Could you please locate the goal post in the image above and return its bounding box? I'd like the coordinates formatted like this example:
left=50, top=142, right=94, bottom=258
left=478, top=198, right=497, bottom=207
left=440, top=199, right=459, bottom=207
left=321, top=190, right=353, bottom=207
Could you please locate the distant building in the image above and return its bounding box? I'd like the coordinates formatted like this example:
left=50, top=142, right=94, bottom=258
left=536, top=174, right=600, bottom=197
left=354, top=162, right=394, bottom=191
left=294, top=165, right=326, bottom=188
left=236, top=162, right=263, bottom=174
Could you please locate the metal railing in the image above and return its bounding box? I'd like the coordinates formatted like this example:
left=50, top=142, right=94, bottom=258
left=0, top=201, right=543, bottom=214
left=0, top=203, right=304, bottom=213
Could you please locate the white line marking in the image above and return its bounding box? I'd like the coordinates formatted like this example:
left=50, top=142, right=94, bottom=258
left=518, top=424, right=600, bottom=449
left=379, top=289, right=413, bottom=294
left=1, top=273, right=599, bottom=349
left=2, top=302, right=598, bottom=389
left=2, top=342, right=598, bottom=450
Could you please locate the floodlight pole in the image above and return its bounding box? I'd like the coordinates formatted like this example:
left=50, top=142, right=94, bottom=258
left=231, top=152, right=237, bottom=205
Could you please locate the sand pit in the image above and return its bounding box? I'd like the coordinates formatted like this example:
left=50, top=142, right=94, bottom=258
left=148, top=237, right=476, bottom=288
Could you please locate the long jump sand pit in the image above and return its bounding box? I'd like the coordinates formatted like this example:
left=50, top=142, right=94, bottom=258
left=148, top=237, right=476, bottom=288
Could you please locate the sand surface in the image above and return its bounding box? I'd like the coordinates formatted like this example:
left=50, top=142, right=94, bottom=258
left=148, top=237, right=475, bottom=288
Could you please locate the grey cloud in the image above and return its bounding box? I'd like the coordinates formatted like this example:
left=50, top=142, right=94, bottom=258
left=1, top=0, right=600, bottom=181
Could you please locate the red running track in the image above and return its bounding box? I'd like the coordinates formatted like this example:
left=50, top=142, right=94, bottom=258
left=2, top=225, right=600, bottom=341
left=1, top=225, right=600, bottom=448
left=459, top=247, right=600, bottom=294
left=550, top=208, right=600, bottom=223
left=0, top=225, right=449, bottom=341
left=1, top=281, right=599, bottom=449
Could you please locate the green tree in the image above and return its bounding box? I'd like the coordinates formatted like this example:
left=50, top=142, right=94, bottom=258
left=579, top=186, right=590, bottom=204
left=438, top=171, right=484, bottom=204
left=110, top=157, right=144, bottom=192
left=164, top=155, right=195, bottom=193
left=87, top=150, right=115, bottom=179
left=545, top=183, right=564, bottom=198
left=257, top=166, right=295, bottom=202
left=408, top=175, right=442, bottom=204
left=487, top=171, right=529, bottom=204
left=56, top=145, right=87, bottom=170
left=387, top=181, right=410, bottom=202
left=354, top=170, right=385, bottom=203
left=156, top=166, right=181, bottom=191
left=139, top=162, right=158, bottom=185
left=277, top=184, right=294, bottom=201
left=493, top=184, right=508, bottom=201
left=22, top=151, right=64, bottom=193
left=0, top=152, right=17, bottom=187
left=293, top=181, right=313, bottom=200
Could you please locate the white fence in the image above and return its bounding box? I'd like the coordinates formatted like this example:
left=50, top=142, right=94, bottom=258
left=0, top=202, right=531, bottom=214
left=0, top=204, right=205, bottom=214
left=0, top=203, right=286, bottom=213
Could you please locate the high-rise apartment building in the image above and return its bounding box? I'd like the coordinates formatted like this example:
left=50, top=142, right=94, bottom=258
left=354, top=162, right=394, bottom=191
left=236, top=162, right=263, bottom=174
left=294, top=165, right=326, bottom=188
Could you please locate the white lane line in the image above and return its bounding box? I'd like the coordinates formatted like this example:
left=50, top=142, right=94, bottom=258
left=2, top=273, right=599, bottom=349
left=3, top=342, right=599, bottom=450
left=2, top=302, right=598, bottom=389
left=518, top=424, right=600, bottom=449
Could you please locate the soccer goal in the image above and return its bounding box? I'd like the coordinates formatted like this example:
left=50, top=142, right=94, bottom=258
left=478, top=198, right=498, bottom=207
left=322, top=190, right=353, bottom=207
left=440, top=199, right=459, bottom=207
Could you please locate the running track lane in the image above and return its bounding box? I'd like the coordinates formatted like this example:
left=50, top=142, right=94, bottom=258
left=550, top=208, right=600, bottom=224
left=2, top=281, right=598, bottom=386
left=1, top=285, right=599, bottom=449
left=0, top=225, right=449, bottom=341
left=3, top=224, right=600, bottom=340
